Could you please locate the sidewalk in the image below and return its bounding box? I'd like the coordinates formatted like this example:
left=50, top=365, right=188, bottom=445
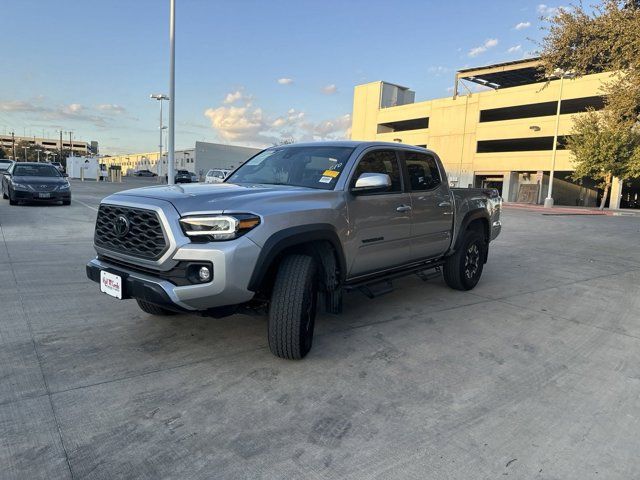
left=503, top=202, right=640, bottom=216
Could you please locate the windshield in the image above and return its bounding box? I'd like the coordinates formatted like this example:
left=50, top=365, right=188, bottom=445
left=0, top=161, right=11, bottom=171
left=227, top=146, right=354, bottom=190
left=14, top=164, right=62, bottom=177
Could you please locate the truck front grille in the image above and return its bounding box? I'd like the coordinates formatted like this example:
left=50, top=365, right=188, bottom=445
left=94, top=204, right=168, bottom=260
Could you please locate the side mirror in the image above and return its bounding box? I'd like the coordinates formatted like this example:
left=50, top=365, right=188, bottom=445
left=62, top=173, right=69, bottom=177
left=351, top=172, right=392, bottom=195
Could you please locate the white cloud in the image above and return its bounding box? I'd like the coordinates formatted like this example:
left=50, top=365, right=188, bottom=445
left=300, top=114, right=351, bottom=140
left=507, top=45, right=522, bottom=53
left=223, top=90, right=244, bottom=105
left=65, top=103, right=83, bottom=113
left=203, top=91, right=350, bottom=145
left=428, top=66, right=450, bottom=76
left=468, top=38, right=499, bottom=57
left=0, top=99, right=108, bottom=127
left=321, top=84, right=338, bottom=95
left=277, top=78, right=294, bottom=85
left=0, top=100, right=47, bottom=113
left=537, top=4, right=566, bottom=17
left=514, top=21, right=531, bottom=30
left=97, top=104, right=126, bottom=114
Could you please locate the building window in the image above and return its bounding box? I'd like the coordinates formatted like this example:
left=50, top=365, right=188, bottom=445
left=477, top=136, right=569, bottom=153
left=479, top=96, right=605, bottom=123
left=377, top=117, right=429, bottom=133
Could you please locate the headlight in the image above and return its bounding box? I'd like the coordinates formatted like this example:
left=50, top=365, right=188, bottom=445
left=11, top=182, right=29, bottom=190
left=179, top=214, right=260, bottom=241
left=58, top=183, right=70, bottom=190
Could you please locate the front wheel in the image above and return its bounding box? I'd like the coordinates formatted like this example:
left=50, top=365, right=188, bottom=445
left=8, top=189, right=17, bottom=206
left=443, top=230, right=486, bottom=291
left=268, top=254, right=318, bottom=360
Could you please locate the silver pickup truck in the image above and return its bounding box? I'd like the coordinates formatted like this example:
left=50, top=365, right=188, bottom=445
left=87, top=141, right=501, bottom=359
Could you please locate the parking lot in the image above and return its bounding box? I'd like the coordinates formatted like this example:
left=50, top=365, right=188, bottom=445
left=2, top=177, right=640, bottom=479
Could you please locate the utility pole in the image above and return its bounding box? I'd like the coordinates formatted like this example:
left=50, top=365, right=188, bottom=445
left=167, top=0, right=176, bottom=185
left=23, top=146, right=28, bottom=161
left=544, top=70, right=575, bottom=208
left=59, top=130, right=63, bottom=161
left=11, top=131, right=16, bottom=160
left=150, top=94, right=169, bottom=181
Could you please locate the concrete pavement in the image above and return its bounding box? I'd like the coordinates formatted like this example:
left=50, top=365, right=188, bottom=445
left=1, top=178, right=639, bottom=479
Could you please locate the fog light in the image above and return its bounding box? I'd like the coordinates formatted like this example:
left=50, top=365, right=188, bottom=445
left=198, top=266, right=211, bottom=282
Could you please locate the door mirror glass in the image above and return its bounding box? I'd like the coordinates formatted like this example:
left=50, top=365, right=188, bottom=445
left=351, top=172, right=392, bottom=194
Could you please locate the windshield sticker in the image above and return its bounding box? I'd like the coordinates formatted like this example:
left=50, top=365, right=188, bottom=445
left=322, top=170, right=339, bottom=178
left=319, top=176, right=333, bottom=184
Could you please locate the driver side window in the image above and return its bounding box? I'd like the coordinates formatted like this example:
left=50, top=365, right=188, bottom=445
left=352, top=150, right=402, bottom=193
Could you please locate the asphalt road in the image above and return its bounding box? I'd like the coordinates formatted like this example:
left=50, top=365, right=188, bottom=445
left=2, top=178, right=640, bottom=479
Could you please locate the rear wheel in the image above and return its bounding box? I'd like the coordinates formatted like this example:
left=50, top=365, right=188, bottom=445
left=268, top=254, right=318, bottom=360
left=136, top=299, right=175, bottom=316
left=443, top=230, right=486, bottom=291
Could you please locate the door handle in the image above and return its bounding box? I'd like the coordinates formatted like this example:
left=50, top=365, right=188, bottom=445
left=396, top=205, right=412, bottom=212
left=438, top=201, right=452, bottom=207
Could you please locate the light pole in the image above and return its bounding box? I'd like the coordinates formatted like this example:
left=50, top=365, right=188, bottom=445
left=150, top=94, right=170, bottom=181
left=35, top=149, right=43, bottom=162
left=167, top=0, right=176, bottom=185
left=544, top=69, right=575, bottom=208
left=23, top=146, right=28, bottom=161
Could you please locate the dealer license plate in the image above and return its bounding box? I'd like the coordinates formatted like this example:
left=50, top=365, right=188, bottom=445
left=100, top=271, right=123, bottom=299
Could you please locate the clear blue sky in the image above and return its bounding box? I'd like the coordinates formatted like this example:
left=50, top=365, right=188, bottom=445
left=0, top=0, right=558, bottom=154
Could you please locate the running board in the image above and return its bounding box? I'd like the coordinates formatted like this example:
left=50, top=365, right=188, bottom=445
left=344, top=260, right=445, bottom=298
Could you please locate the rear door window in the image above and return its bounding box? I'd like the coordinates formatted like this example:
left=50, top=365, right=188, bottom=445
left=404, top=151, right=441, bottom=191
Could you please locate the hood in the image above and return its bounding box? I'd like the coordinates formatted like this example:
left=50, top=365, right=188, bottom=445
left=13, top=175, right=67, bottom=185
left=112, top=182, right=330, bottom=214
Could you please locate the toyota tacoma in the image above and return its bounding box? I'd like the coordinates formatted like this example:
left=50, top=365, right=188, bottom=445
left=87, top=141, right=501, bottom=359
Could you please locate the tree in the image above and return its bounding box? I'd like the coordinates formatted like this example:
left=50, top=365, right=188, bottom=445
left=539, top=0, right=640, bottom=207
left=0, top=147, right=6, bottom=159
left=568, top=110, right=640, bottom=209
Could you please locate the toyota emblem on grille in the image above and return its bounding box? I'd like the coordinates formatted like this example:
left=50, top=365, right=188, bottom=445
left=113, top=215, right=130, bottom=237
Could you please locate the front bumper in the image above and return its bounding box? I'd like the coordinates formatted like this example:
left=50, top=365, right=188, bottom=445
left=14, top=190, right=70, bottom=201
left=86, top=235, right=261, bottom=311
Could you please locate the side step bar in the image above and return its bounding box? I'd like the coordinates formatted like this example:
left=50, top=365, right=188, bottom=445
left=344, top=260, right=444, bottom=298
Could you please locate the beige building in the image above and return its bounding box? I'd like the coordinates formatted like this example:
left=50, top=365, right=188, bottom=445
left=351, top=58, right=635, bottom=209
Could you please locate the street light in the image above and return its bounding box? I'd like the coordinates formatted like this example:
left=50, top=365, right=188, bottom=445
left=150, top=94, right=170, bottom=180
left=544, top=69, right=576, bottom=208
left=167, top=0, right=176, bottom=185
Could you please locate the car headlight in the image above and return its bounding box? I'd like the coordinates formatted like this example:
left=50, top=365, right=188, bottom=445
left=58, top=183, right=70, bottom=191
left=179, top=214, right=260, bottom=241
left=11, top=182, right=30, bottom=190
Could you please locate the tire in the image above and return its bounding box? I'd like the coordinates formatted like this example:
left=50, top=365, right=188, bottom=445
left=62, top=200, right=71, bottom=206
left=136, top=299, right=176, bottom=316
left=443, top=230, right=486, bottom=291
left=8, top=189, right=17, bottom=206
left=268, top=254, right=318, bottom=360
